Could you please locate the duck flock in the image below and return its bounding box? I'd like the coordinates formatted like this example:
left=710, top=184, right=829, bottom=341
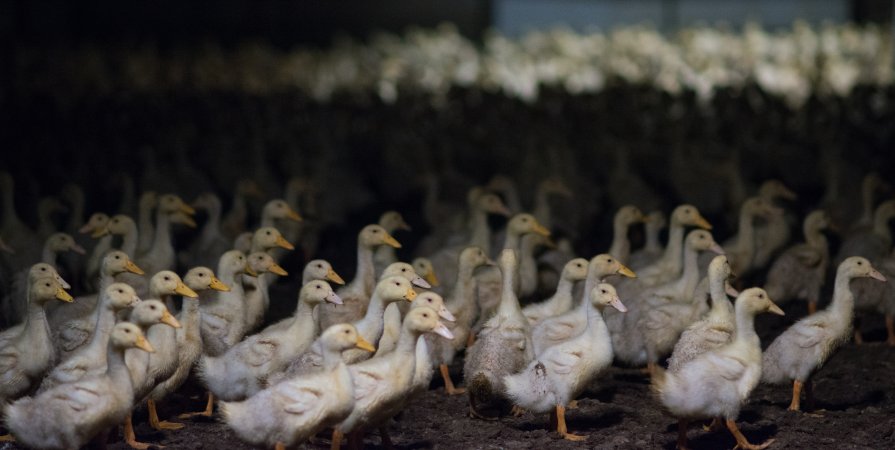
left=3, top=21, right=895, bottom=450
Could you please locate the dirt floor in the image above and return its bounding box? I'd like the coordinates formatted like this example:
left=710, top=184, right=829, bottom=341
left=3, top=298, right=893, bottom=450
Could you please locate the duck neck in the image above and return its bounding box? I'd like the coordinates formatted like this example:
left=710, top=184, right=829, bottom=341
left=551, top=275, right=575, bottom=311
left=350, top=243, right=376, bottom=297
left=106, top=344, right=134, bottom=394
left=586, top=303, right=608, bottom=332
left=734, top=209, right=758, bottom=257
left=151, top=210, right=172, bottom=253
left=120, top=222, right=139, bottom=258
left=497, top=262, right=522, bottom=318
left=22, top=299, right=52, bottom=356
left=468, top=209, right=491, bottom=254
left=502, top=229, right=522, bottom=251
left=872, top=210, right=893, bottom=244
left=395, top=324, right=422, bottom=356
left=609, top=219, right=632, bottom=264
left=201, top=201, right=222, bottom=241
left=41, top=241, right=58, bottom=265
left=733, top=306, right=758, bottom=345
left=660, top=222, right=685, bottom=269
left=138, top=201, right=155, bottom=250
left=828, top=272, right=856, bottom=322
left=673, top=245, right=701, bottom=297
left=708, top=274, right=729, bottom=314
left=533, top=189, right=552, bottom=230
left=359, top=292, right=388, bottom=334
left=321, top=346, right=346, bottom=371
left=645, top=223, right=662, bottom=253
left=84, top=301, right=118, bottom=359
left=804, top=221, right=828, bottom=249
left=180, top=295, right=202, bottom=342
left=291, top=298, right=317, bottom=334
left=518, top=238, right=538, bottom=279
left=448, top=262, right=478, bottom=311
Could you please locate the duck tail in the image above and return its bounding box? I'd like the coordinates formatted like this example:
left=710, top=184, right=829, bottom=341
left=468, top=372, right=493, bottom=405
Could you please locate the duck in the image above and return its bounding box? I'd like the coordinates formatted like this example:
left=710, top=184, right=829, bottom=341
left=80, top=212, right=112, bottom=286
left=104, top=214, right=140, bottom=258
left=136, top=191, right=157, bottom=255
left=136, top=194, right=196, bottom=277
left=4, top=235, right=81, bottom=327
left=40, top=232, right=86, bottom=265
left=608, top=205, right=647, bottom=265
left=259, top=198, right=303, bottom=229
left=4, top=322, right=155, bottom=450
left=35, top=197, right=67, bottom=242
left=220, top=179, right=264, bottom=241
left=412, top=257, right=439, bottom=287
left=333, top=306, right=453, bottom=449
left=504, top=283, right=627, bottom=440
left=531, top=177, right=574, bottom=232
left=634, top=204, right=712, bottom=287
left=651, top=288, right=783, bottom=450
left=852, top=248, right=895, bottom=345
left=764, top=210, right=832, bottom=315
left=761, top=256, right=886, bottom=411
left=849, top=172, right=890, bottom=231
left=220, top=324, right=374, bottom=450
left=631, top=230, right=725, bottom=370
left=517, top=232, right=552, bottom=299
left=243, top=251, right=289, bottom=333
left=318, top=224, right=402, bottom=330
left=715, top=197, right=783, bottom=276
left=200, top=280, right=343, bottom=402
left=276, top=276, right=417, bottom=381
left=666, top=255, right=739, bottom=373
left=145, top=266, right=231, bottom=426
left=373, top=211, right=412, bottom=275
left=835, top=199, right=895, bottom=265
left=464, top=249, right=533, bottom=419
left=0, top=276, right=72, bottom=405
left=39, top=283, right=145, bottom=391
left=751, top=180, right=798, bottom=268
left=183, top=192, right=231, bottom=268
left=200, top=250, right=252, bottom=356
left=303, top=259, right=346, bottom=285
left=522, top=258, right=589, bottom=326
left=0, top=264, right=70, bottom=345
left=533, top=254, right=635, bottom=355
left=428, top=246, right=493, bottom=395
left=377, top=291, right=454, bottom=357
left=628, top=211, right=667, bottom=270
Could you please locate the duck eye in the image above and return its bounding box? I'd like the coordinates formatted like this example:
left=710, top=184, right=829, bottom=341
left=372, top=229, right=379, bottom=234
left=150, top=305, right=156, bottom=310
left=344, top=330, right=350, bottom=334
left=164, top=276, right=170, bottom=281
left=40, top=267, right=46, bottom=271
left=601, top=289, right=607, bottom=294
left=858, top=261, right=863, bottom=265
left=199, top=273, right=205, bottom=277
left=115, top=255, right=120, bottom=259
left=684, top=208, right=691, bottom=213
left=395, top=282, right=400, bottom=286
left=759, top=294, right=764, bottom=299
left=118, top=289, right=123, bottom=293
left=401, top=268, right=407, bottom=272
left=316, top=264, right=322, bottom=268
left=266, top=231, right=271, bottom=235
left=45, top=283, right=50, bottom=287
left=124, top=329, right=131, bottom=333
left=576, top=264, right=582, bottom=268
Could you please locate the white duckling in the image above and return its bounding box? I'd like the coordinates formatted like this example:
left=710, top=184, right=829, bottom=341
left=532, top=254, right=635, bottom=355
left=4, top=323, right=154, bottom=450
left=378, top=291, right=454, bottom=357
left=40, top=283, right=144, bottom=391
left=243, top=251, right=289, bottom=333
left=200, top=280, right=342, bottom=402
left=635, top=205, right=712, bottom=286
left=318, top=224, right=402, bottom=331
left=333, top=306, right=453, bottom=449
left=464, top=249, right=533, bottom=419
left=518, top=232, right=552, bottom=299
left=183, top=192, right=230, bottom=268
left=752, top=180, right=798, bottom=268
left=4, top=234, right=83, bottom=326
left=0, top=264, right=70, bottom=345
left=505, top=284, right=627, bottom=441
left=137, top=194, right=196, bottom=276
left=608, top=205, right=647, bottom=265
left=200, top=250, right=252, bottom=356
left=715, top=197, right=783, bottom=276
left=41, top=232, right=86, bottom=265
left=81, top=212, right=112, bottom=285
left=371, top=262, right=436, bottom=353
left=523, top=258, right=589, bottom=326
left=852, top=247, right=895, bottom=344
left=764, top=210, right=831, bottom=315
left=220, top=324, right=374, bottom=450
left=412, top=257, right=440, bottom=288
left=0, top=277, right=73, bottom=405
left=628, top=210, right=667, bottom=270
left=303, top=259, right=346, bottom=285
left=761, top=256, right=886, bottom=411
left=373, top=211, right=412, bottom=275
left=259, top=198, right=303, bottom=229
left=651, top=288, right=783, bottom=450
left=105, top=214, right=140, bottom=257
left=666, top=255, right=739, bottom=373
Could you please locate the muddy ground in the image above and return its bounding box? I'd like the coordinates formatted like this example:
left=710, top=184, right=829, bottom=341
left=4, top=298, right=893, bottom=450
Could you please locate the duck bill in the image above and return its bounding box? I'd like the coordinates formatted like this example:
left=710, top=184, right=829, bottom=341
left=411, top=276, right=431, bottom=289
left=532, top=223, right=551, bottom=237
left=383, top=234, right=402, bottom=249
left=209, top=276, right=231, bottom=292
left=91, top=227, right=110, bottom=238
left=491, top=203, right=512, bottom=217
left=269, top=263, right=289, bottom=277
left=56, top=274, right=72, bottom=290
left=780, top=187, right=798, bottom=201
left=610, top=296, right=628, bottom=313
left=438, top=307, right=456, bottom=322
left=245, top=264, right=259, bottom=277
left=543, top=238, right=558, bottom=249
left=724, top=282, right=739, bottom=297
left=286, top=208, right=303, bottom=222
left=125, top=260, right=145, bottom=275
left=175, top=282, right=199, bottom=298
left=424, top=270, right=439, bottom=287
left=694, top=215, right=713, bottom=230
left=325, top=292, right=343, bottom=305
left=870, top=269, right=887, bottom=282
left=768, top=302, right=785, bottom=316
left=404, top=288, right=417, bottom=302
left=70, top=244, right=86, bottom=255
left=326, top=268, right=346, bottom=285
left=179, top=203, right=197, bottom=216
left=432, top=322, right=454, bottom=340
left=617, top=264, right=636, bottom=278
left=709, top=243, right=725, bottom=255
left=135, top=335, right=156, bottom=353
left=161, top=310, right=182, bottom=328
left=355, top=336, right=376, bottom=353
left=78, top=222, right=95, bottom=234
left=275, top=235, right=295, bottom=250
left=180, top=215, right=198, bottom=228
left=397, top=220, right=412, bottom=231
left=485, top=258, right=497, bottom=266
left=55, top=287, right=74, bottom=303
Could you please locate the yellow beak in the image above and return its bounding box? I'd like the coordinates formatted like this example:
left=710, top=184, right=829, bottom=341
left=175, top=282, right=199, bottom=298
left=424, top=270, right=439, bottom=287
left=179, top=203, right=197, bottom=215
left=269, top=263, right=289, bottom=277
left=383, top=234, right=402, bottom=249
left=405, top=288, right=417, bottom=302
left=326, top=268, right=346, bottom=285
left=135, top=335, right=156, bottom=353
left=532, top=222, right=551, bottom=237
left=209, top=276, right=231, bottom=292
left=355, top=336, right=376, bottom=353
left=55, top=287, right=74, bottom=303
left=694, top=214, right=712, bottom=230
left=180, top=215, right=198, bottom=229
left=161, top=310, right=182, bottom=328
left=275, top=235, right=295, bottom=251
left=245, top=264, right=258, bottom=277
left=617, top=264, right=637, bottom=278
left=125, top=260, right=145, bottom=275
left=286, top=208, right=303, bottom=222
left=92, top=227, right=110, bottom=238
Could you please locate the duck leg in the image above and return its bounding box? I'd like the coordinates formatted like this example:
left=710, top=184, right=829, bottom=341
left=555, top=405, right=585, bottom=441
left=702, top=417, right=724, bottom=432
left=147, top=399, right=184, bottom=430
left=886, top=315, right=895, bottom=346
left=275, top=442, right=286, bottom=450
left=725, top=419, right=774, bottom=450
left=178, top=392, right=215, bottom=419
left=123, top=414, right=157, bottom=450
left=440, top=364, right=466, bottom=395
left=788, top=380, right=803, bottom=411
left=0, top=434, right=15, bottom=442
left=330, top=430, right=343, bottom=450
left=676, top=419, right=689, bottom=450
left=807, top=300, right=817, bottom=315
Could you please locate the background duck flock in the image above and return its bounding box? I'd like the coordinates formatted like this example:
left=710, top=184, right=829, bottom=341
left=3, top=21, right=895, bottom=450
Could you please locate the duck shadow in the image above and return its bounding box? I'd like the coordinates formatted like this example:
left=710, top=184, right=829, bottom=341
left=660, top=421, right=778, bottom=450
left=755, top=388, right=885, bottom=412
left=513, top=408, right=624, bottom=432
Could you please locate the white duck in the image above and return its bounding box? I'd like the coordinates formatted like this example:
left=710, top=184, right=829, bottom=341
left=608, top=205, right=647, bottom=265
left=412, top=257, right=439, bottom=287
left=200, top=250, right=252, bottom=356
left=651, top=288, right=783, bottom=450
left=764, top=210, right=831, bottom=315
left=81, top=212, right=112, bottom=285
left=243, top=251, right=289, bottom=333
left=715, top=197, right=783, bottom=276
left=634, top=204, right=712, bottom=287
left=628, top=210, right=667, bottom=270
left=200, top=280, right=342, bottom=402
left=505, top=284, right=627, bottom=441
left=373, top=211, right=412, bottom=275
left=220, top=324, right=374, bottom=450
left=522, top=257, right=589, bottom=326
left=136, top=191, right=157, bottom=255
left=0, top=264, right=70, bottom=345
left=377, top=291, right=454, bottom=357
left=751, top=180, right=798, bottom=268
left=761, top=257, right=886, bottom=411
left=136, top=194, right=196, bottom=277
left=183, top=192, right=230, bottom=268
